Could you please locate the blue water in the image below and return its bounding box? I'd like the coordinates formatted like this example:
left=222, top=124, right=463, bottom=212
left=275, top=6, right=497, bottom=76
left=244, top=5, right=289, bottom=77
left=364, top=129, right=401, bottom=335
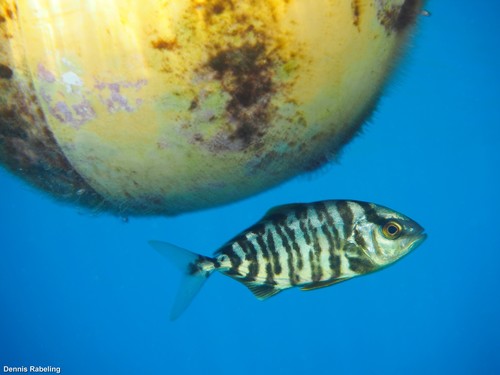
left=1, top=2, right=499, bottom=374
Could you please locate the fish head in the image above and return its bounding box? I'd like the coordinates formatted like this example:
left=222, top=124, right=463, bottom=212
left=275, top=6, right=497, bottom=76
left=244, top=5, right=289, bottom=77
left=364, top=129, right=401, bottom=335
left=354, top=202, right=427, bottom=268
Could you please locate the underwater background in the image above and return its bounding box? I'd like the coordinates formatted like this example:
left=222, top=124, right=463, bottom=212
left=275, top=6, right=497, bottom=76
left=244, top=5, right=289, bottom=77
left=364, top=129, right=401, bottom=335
left=1, top=1, right=499, bottom=374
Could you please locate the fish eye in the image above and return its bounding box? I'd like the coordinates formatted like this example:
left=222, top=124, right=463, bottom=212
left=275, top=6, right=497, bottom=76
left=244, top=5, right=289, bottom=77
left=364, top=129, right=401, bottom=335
left=382, top=221, right=403, bottom=239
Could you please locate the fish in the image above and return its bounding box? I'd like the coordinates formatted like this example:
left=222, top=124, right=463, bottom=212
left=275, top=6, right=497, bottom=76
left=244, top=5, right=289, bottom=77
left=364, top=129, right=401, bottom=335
left=150, top=200, right=426, bottom=320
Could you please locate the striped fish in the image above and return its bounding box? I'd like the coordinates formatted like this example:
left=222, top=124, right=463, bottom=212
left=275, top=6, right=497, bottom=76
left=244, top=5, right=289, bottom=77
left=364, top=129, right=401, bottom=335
left=150, top=200, right=426, bottom=320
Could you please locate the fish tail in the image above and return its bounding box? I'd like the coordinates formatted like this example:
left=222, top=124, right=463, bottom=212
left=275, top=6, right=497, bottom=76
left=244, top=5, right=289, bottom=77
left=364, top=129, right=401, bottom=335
left=149, top=240, right=215, bottom=320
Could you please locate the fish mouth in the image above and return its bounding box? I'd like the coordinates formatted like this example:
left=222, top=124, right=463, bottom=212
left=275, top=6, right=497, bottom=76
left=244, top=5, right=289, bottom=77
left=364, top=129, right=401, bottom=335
left=407, top=232, right=427, bottom=253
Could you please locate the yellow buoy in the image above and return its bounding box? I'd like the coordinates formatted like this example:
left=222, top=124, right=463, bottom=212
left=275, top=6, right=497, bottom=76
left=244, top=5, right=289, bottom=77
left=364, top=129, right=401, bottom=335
left=0, top=0, right=424, bottom=215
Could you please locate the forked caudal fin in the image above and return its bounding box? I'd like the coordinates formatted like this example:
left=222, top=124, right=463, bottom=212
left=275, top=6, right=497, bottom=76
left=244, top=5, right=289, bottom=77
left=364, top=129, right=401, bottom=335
left=149, top=240, right=214, bottom=320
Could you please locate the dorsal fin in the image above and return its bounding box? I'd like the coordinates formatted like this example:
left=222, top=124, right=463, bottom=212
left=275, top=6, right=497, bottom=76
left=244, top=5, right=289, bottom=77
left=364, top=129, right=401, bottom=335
left=300, top=277, right=350, bottom=291
left=262, top=203, right=304, bottom=220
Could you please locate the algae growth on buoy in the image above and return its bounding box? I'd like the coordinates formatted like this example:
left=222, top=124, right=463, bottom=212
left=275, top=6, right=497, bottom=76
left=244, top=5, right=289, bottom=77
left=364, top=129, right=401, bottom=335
left=0, top=0, right=425, bottom=215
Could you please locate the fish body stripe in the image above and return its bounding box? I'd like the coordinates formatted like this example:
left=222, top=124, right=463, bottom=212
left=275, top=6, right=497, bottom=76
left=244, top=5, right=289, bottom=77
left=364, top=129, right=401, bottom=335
left=307, top=216, right=324, bottom=282
left=264, top=227, right=282, bottom=275
left=314, top=201, right=342, bottom=278
left=274, top=223, right=297, bottom=286
left=251, top=229, right=275, bottom=285
left=284, top=225, right=303, bottom=271
left=252, top=230, right=270, bottom=261
left=323, top=203, right=342, bottom=249
left=247, top=232, right=275, bottom=286
left=336, top=200, right=354, bottom=240
left=321, top=222, right=341, bottom=277
left=239, top=238, right=259, bottom=282
left=221, top=245, right=243, bottom=276
left=299, top=219, right=312, bottom=245
left=265, top=263, right=276, bottom=285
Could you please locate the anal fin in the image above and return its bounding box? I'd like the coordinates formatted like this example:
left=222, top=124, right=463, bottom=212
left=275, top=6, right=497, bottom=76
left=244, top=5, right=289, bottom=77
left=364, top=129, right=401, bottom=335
left=300, top=278, right=349, bottom=291
left=246, top=284, right=282, bottom=300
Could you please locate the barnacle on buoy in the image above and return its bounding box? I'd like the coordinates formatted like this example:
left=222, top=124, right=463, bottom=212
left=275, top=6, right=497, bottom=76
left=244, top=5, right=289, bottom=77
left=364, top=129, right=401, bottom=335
left=0, top=0, right=424, bottom=215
